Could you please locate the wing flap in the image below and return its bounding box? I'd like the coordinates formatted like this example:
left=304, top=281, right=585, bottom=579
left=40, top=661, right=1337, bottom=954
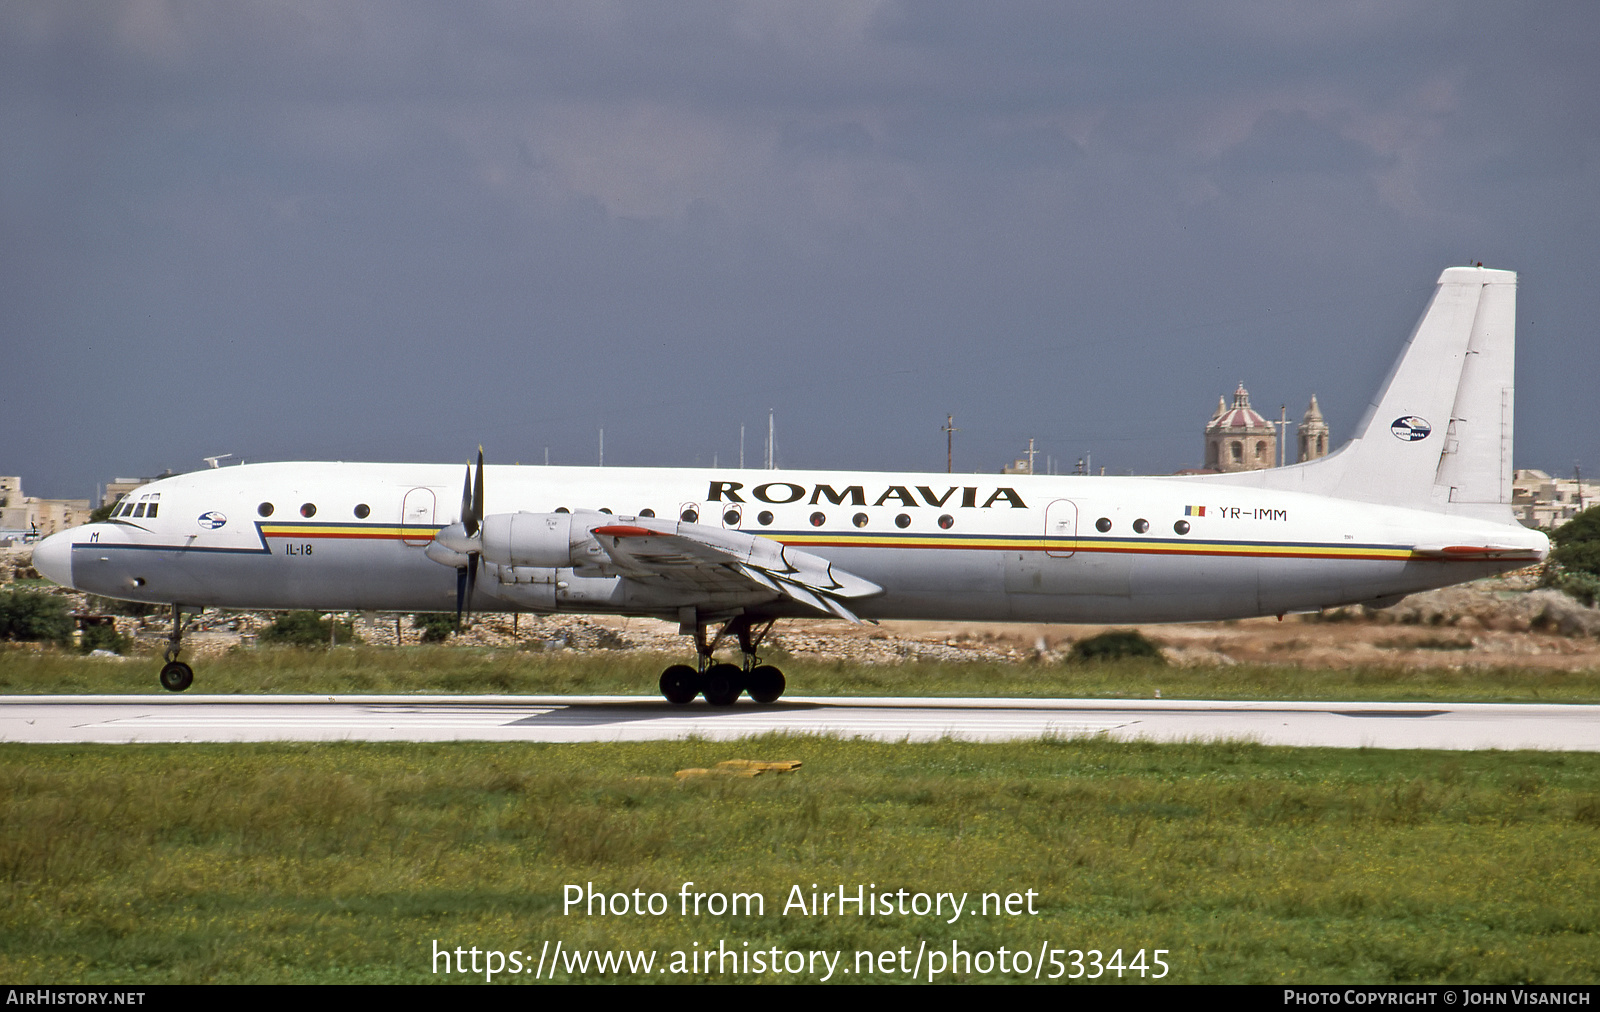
left=594, top=521, right=880, bottom=619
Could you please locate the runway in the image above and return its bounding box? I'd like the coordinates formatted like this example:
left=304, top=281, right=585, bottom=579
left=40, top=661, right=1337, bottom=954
left=2, top=695, right=1597, bottom=750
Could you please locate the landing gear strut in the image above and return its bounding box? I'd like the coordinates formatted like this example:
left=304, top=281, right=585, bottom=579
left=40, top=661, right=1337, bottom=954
left=158, top=603, right=194, bottom=692
left=657, top=614, right=785, bottom=706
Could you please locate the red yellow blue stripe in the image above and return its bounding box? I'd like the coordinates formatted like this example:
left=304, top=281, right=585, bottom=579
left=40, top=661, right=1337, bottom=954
left=257, top=520, right=1503, bottom=563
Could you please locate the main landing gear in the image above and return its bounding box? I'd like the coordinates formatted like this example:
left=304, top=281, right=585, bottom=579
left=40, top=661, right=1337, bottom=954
left=158, top=603, right=194, bottom=692
left=659, top=615, right=786, bottom=706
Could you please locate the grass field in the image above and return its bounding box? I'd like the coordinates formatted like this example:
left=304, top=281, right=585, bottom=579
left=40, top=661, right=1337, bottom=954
left=3, top=644, right=1600, bottom=702
left=2, top=737, right=1598, bottom=984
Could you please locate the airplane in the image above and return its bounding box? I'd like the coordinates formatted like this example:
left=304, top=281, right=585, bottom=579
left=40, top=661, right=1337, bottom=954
left=32, top=265, right=1548, bottom=703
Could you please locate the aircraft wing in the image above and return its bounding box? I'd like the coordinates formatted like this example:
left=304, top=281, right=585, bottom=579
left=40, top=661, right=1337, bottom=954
left=591, top=521, right=882, bottom=622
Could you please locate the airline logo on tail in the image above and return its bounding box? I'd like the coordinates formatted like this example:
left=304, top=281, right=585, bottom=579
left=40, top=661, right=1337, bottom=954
left=1389, top=416, right=1432, bottom=442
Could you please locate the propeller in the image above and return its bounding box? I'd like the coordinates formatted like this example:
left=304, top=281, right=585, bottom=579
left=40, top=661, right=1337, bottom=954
left=454, top=448, right=484, bottom=630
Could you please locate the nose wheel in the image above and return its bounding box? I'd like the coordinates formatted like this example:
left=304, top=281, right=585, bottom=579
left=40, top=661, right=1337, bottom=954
left=158, top=603, right=195, bottom=692
left=159, top=661, right=194, bottom=692
left=657, top=615, right=785, bottom=705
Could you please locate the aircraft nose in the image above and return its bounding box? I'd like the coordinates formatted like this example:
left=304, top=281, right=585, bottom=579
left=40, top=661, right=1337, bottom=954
left=30, top=530, right=75, bottom=588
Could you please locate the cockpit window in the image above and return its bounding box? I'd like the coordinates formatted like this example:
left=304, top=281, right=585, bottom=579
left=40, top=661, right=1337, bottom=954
left=133, top=503, right=147, bottom=518
left=146, top=504, right=158, bottom=518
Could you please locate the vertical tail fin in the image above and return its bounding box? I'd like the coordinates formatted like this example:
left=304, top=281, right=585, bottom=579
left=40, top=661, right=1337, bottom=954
left=1199, top=266, right=1518, bottom=523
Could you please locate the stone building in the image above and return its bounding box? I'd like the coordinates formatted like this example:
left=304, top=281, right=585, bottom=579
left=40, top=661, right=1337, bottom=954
left=1297, top=395, right=1330, bottom=463
left=102, top=472, right=173, bottom=508
left=1513, top=470, right=1600, bottom=529
left=0, top=477, right=90, bottom=540
left=1204, top=383, right=1277, bottom=472
left=1198, top=387, right=1330, bottom=473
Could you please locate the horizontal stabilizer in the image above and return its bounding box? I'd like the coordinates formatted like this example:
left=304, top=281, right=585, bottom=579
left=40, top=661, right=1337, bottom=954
left=1409, top=544, right=1545, bottom=560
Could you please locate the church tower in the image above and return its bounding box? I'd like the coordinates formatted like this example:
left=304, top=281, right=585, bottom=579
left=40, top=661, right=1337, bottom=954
left=1297, top=394, right=1330, bottom=463
left=1204, top=383, right=1276, bottom=472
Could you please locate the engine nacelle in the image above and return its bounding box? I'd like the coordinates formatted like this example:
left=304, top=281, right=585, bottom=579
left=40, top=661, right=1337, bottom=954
left=478, top=512, right=606, bottom=569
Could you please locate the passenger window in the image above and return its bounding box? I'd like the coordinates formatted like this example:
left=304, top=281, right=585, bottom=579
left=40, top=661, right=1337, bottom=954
left=640, top=509, right=656, bottom=518
left=1096, top=517, right=1112, bottom=532
left=258, top=503, right=274, bottom=517
left=938, top=514, right=954, bottom=530
left=895, top=514, right=911, bottom=528
left=1133, top=518, right=1149, bottom=533
left=757, top=511, right=774, bottom=526
left=723, top=509, right=741, bottom=525
left=810, top=512, right=826, bottom=527
left=300, top=503, right=317, bottom=518
left=354, top=504, right=371, bottom=519
left=852, top=513, right=869, bottom=528
left=680, top=508, right=698, bottom=523
left=1174, top=520, right=1191, bottom=535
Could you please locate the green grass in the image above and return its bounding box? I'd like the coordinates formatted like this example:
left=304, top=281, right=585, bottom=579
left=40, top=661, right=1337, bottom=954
left=1, top=738, right=1596, bottom=984
left=3, top=644, right=1599, bottom=702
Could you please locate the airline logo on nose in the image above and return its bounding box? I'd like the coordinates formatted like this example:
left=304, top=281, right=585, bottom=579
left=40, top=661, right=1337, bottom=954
left=198, top=512, right=228, bottom=529
left=1390, top=416, right=1432, bottom=441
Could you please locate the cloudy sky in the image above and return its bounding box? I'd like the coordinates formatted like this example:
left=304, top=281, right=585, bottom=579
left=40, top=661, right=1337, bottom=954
left=5, top=1, right=1597, bottom=500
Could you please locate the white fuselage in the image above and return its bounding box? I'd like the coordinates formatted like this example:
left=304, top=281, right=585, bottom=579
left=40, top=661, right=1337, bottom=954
left=35, top=461, right=1548, bottom=624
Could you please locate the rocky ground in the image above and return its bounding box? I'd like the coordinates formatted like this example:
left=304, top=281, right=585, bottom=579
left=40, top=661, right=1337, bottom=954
left=9, top=554, right=1600, bottom=670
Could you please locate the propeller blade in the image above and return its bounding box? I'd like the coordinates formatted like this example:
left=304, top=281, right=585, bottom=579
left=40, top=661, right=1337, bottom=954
left=472, top=447, right=485, bottom=534
left=453, top=446, right=486, bottom=630
left=460, top=464, right=476, bottom=538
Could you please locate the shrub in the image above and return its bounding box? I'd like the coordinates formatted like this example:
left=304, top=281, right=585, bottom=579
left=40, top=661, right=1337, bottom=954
left=1549, top=506, right=1600, bottom=580
left=79, top=622, right=129, bottom=655
left=412, top=612, right=457, bottom=643
left=1543, top=570, right=1600, bottom=608
left=1068, top=629, right=1166, bottom=664
left=1544, top=506, right=1600, bottom=606
left=0, top=589, right=74, bottom=646
left=86, top=595, right=163, bottom=617
left=260, top=611, right=361, bottom=647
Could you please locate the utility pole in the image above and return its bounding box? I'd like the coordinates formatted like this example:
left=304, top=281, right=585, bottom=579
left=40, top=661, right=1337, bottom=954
left=943, top=414, right=958, bottom=473
left=1275, top=404, right=1289, bottom=468
left=740, top=425, right=745, bottom=469
left=766, top=409, right=775, bottom=469
left=599, top=428, right=604, bottom=467
left=1025, top=437, right=1037, bottom=475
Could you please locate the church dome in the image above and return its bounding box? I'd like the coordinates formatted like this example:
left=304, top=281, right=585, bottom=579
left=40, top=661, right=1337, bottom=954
left=1208, top=383, right=1270, bottom=432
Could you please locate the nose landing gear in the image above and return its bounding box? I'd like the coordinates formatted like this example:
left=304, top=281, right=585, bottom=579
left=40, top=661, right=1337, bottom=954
left=657, top=615, right=785, bottom=705
left=157, top=603, right=194, bottom=692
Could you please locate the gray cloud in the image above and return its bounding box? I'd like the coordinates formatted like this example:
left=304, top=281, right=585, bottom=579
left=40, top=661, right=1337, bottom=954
left=3, top=1, right=1596, bottom=497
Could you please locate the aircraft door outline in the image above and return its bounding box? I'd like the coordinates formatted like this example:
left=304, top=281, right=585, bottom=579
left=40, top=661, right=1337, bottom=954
left=1045, top=499, right=1077, bottom=557
left=402, top=488, right=437, bottom=546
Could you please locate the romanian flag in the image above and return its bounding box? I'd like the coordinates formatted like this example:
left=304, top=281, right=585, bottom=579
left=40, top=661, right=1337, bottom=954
left=1185, top=506, right=1206, bottom=516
